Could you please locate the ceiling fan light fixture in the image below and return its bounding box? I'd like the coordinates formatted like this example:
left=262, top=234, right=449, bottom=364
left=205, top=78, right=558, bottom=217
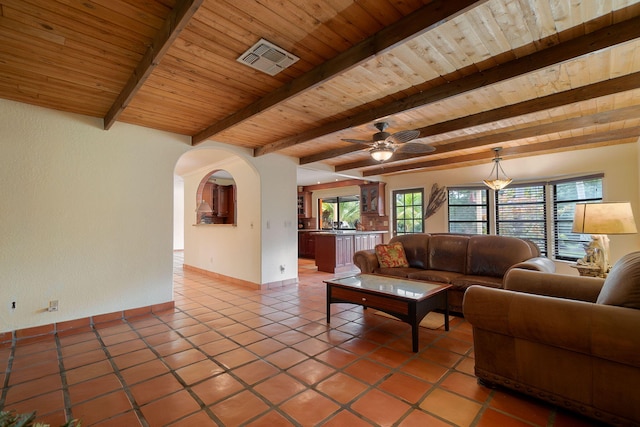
left=483, top=147, right=512, bottom=191
left=370, top=145, right=395, bottom=162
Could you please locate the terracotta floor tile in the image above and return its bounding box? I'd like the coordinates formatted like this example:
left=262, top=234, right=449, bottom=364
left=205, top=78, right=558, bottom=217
left=352, top=389, right=412, bottom=426
left=167, top=411, right=218, bottom=426
left=419, top=346, right=464, bottom=368
left=323, top=409, right=377, bottom=427
left=68, top=373, right=123, bottom=404
left=119, top=359, right=169, bottom=385
left=280, top=389, right=340, bottom=425
left=4, top=373, right=63, bottom=405
left=175, top=323, right=210, bottom=337
left=106, top=338, right=147, bottom=357
left=100, top=331, right=139, bottom=346
left=187, top=330, right=223, bottom=346
left=244, top=337, right=287, bottom=357
left=140, top=389, right=201, bottom=427
left=216, top=322, right=251, bottom=337
left=66, top=360, right=115, bottom=388
left=316, top=372, right=368, bottom=404
left=435, top=336, right=473, bottom=355
left=163, top=347, right=207, bottom=370
left=338, top=337, right=380, bottom=355
left=253, top=373, right=307, bottom=404
left=316, top=329, right=354, bottom=345
left=191, top=373, right=244, bottom=405
left=316, top=347, right=359, bottom=368
left=456, top=356, right=476, bottom=375
left=130, top=373, right=184, bottom=406
left=60, top=339, right=102, bottom=358
left=419, top=388, right=482, bottom=426
left=378, top=372, right=432, bottom=403
left=244, top=409, right=296, bottom=427
left=8, top=360, right=60, bottom=385
left=210, top=390, right=270, bottom=426
left=112, top=348, right=157, bottom=370
left=231, top=359, right=280, bottom=385
left=291, top=337, right=333, bottom=356
left=398, top=409, right=452, bottom=427
left=92, top=410, right=143, bottom=427
left=215, top=347, right=258, bottom=369
left=71, top=390, right=133, bottom=426
left=343, top=359, right=391, bottom=384
left=402, top=358, right=449, bottom=383
left=175, top=359, right=224, bottom=385
left=368, top=346, right=410, bottom=368
left=264, top=347, right=308, bottom=369
left=287, top=359, right=336, bottom=385
left=144, top=330, right=182, bottom=346
left=3, top=390, right=65, bottom=422
left=230, top=329, right=268, bottom=346
left=273, top=329, right=310, bottom=345
left=199, top=337, right=240, bottom=356
left=440, top=371, right=491, bottom=403
left=153, top=338, right=194, bottom=357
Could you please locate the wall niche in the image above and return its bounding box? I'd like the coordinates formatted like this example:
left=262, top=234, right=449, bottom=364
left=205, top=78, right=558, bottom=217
left=195, top=169, right=236, bottom=225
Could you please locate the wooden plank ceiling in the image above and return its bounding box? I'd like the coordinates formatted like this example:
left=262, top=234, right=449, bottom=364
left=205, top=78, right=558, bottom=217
left=2, top=0, right=640, bottom=181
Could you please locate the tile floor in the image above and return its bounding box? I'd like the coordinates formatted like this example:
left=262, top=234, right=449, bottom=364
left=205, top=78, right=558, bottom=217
left=0, top=253, right=603, bottom=426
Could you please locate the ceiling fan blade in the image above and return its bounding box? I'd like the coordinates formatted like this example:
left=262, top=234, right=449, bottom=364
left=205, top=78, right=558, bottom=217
left=395, top=142, right=436, bottom=154
left=341, top=138, right=373, bottom=144
left=388, top=129, right=420, bottom=144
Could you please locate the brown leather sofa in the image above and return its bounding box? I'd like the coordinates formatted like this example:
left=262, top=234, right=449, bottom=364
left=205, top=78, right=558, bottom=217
left=463, top=251, right=640, bottom=426
left=353, top=233, right=555, bottom=313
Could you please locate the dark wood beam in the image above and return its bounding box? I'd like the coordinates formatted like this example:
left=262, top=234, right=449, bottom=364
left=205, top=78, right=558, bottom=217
left=193, top=0, right=485, bottom=145
left=339, top=104, right=640, bottom=172
left=361, top=126, right=640, bottom=176
left=275, top=15, right=640, bottom=158
left=302, top=71, right=640, bottom=165
left=103, top=0, right=203, bottom=130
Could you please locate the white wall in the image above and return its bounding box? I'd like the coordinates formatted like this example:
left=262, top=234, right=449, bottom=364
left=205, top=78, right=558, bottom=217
left=386, top=143, right=640, bottom=273
left=0, top=99, right=191, bottom=332
left=173, top=176, right=185, bottom=250
left=180, top=146, right=298, bottom=286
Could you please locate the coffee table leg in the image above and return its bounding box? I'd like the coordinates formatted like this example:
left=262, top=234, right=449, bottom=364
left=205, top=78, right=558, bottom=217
left=326, top=284, right=331, bottom=323
left=411, top=322, right=419, bottom=352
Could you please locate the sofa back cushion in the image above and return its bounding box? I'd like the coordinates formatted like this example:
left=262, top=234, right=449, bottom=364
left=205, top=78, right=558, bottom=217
left=389, top=234, right=430, bottom=269
left=597, top=251, right=640, bottom=309
left=427, top=234, right=469, bottom=273
left=466, top=235, right=536, bottom=277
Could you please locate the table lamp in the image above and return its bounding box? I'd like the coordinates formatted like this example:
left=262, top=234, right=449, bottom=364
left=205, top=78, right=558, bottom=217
left=572, top=202, right=637, bottom=277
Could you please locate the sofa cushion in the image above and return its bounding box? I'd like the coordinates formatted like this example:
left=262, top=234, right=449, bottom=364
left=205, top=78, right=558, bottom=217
left=596, top=251, right=640, bottom=309
left=375, top=242, right=409, bottom=268
left=427, top=234, right=469, bottom=273
left=408, top=270, right=463, bottom=284
left=466, top=235, right=536, bottom=277
left=389, top=234, right=430, bottom=269
left=376, top=267, right=423, bottom=278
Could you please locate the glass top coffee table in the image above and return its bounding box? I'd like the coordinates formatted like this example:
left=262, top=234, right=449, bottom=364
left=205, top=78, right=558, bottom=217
left=325, top=274, right=451, bottom=352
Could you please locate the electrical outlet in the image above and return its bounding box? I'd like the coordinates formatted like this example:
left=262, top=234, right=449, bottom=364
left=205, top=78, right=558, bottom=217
left=48, top=300, right=59, bottom=312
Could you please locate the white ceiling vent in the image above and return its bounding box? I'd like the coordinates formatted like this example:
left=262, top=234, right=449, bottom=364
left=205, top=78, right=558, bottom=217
left=237, top=39, right=299, bottom=76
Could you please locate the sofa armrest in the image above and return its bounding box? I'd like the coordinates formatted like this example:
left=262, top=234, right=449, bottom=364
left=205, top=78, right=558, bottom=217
left=509, top=256, right=556, bottom=273
left=463, top=286, right=640, bottom=367
left=353, top=249, right=378, bottom=273
left=504, top=268, right=604, bottom=302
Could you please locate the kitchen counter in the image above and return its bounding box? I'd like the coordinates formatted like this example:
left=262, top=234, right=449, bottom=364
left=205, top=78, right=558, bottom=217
left=314, top=231, right=384, bottom=273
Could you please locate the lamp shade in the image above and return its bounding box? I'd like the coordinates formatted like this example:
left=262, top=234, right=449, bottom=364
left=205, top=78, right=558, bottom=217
left=572, top=202, right=637, bottom=234
left=196, top=200, right=213, bottom=213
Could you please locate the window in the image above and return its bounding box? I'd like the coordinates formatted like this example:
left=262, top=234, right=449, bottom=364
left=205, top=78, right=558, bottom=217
left=321, top=196, right=360, bottom=229
left=448, top=175, right=603, bottom=260
left=448, top=188, right=489, bottom=234
left=553, top=175, right=603, bottom=260
left=393, top=189, right=424, bottom=235
left=496, top=184, right=547, bottom=255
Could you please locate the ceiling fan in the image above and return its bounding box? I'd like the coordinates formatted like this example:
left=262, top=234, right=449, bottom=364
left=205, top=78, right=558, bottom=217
left=342, top=122, right=435, bottom=162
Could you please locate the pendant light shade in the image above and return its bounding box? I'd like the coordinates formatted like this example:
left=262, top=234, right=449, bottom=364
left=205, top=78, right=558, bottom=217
left=483, top=147, right=512, bottom=191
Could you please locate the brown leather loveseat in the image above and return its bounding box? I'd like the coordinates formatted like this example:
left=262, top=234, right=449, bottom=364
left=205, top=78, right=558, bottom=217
left=463, top=251, right=640, bottom=426
left=353, top=233, right=555, bottom=313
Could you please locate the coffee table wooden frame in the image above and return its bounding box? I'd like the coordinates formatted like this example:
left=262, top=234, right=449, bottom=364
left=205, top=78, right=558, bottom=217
left=325, top=274, right=451, bottom=352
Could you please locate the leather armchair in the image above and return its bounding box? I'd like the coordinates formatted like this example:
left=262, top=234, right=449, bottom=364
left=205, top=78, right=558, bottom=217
left=463, top=252, right=640, bottom=426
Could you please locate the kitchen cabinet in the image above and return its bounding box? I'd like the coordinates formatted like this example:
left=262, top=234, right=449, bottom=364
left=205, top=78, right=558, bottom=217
left=360, top=182, right=385, bottom=216
left=198, top=183, right=235, bottom=224
left=297, top=191, right=311, bottom=218
left=298, top=231, right=317, bottom=258
left=315, top=232, right=384, bottom=273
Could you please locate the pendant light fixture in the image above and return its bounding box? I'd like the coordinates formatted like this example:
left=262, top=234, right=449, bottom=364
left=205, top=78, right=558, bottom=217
left=370, top=144, right=395, bottom=162
left=483, top=147, right=512, bottom=191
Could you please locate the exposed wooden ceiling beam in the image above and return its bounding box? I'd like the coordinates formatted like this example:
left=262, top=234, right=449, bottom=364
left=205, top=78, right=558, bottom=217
left=320, top=72, right=640, bottom=168
left=361, top=125, right=640, bottom=176
left=275, top=15, right=640, bottom=158
left=192, top=0, right=485, bottom=146
left=103, top=0, right=203, bottom=130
